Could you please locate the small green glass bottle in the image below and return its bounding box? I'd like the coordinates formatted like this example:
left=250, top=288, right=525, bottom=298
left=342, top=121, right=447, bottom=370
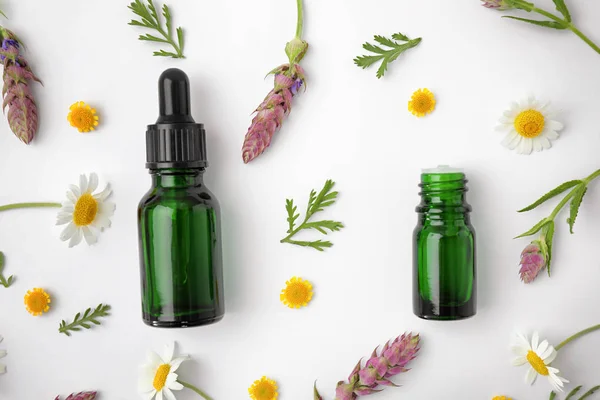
left=413, top=166, right=476, bottom=320
left=138, top=68, right=224, bottom=328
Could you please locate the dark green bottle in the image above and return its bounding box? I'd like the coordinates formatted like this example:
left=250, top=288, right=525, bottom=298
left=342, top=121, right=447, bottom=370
left=413, top=166, right=476, bottom=320
left=138, top=68, right=224, bottom=328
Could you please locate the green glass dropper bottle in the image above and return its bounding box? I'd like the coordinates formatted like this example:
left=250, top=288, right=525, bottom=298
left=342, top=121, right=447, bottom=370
left=413, top=166, right=476, bottom=320
left=137, top=68, right=224, bottom=328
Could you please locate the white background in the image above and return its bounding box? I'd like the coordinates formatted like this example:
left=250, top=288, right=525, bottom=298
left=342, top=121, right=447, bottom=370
left=1, top=0, right=600, bottom=399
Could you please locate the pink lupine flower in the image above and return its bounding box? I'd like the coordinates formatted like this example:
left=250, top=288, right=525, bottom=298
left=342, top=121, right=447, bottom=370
left=519, top=240, right=547, bottom=283
left=481, top=0, right=513, bottom=10
left=0, top=27, right=41, bottom=144
left=333, top=333, right=420, bottom=399
left=241, top=0, right=308, bottom=164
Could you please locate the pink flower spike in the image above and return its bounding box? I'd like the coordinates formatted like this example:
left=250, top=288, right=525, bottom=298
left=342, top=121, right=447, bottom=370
left=519, top=240, right=547, bottom=283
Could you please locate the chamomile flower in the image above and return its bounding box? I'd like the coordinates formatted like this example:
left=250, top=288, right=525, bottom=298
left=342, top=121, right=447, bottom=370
left=56, top=173, right=115, bottom=247
left=248, top=376, right=278, bottom=400
left=512, top=331, right=568, bottom=392
left=0, top=335, right=6, bottom=374
left=497, top=96, right=563, bottom=155
left=280, top=277, right=313, bottom=309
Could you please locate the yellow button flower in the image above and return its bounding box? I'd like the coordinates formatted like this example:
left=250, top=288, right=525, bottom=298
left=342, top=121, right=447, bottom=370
left=67, top=101, right=99, bottom=133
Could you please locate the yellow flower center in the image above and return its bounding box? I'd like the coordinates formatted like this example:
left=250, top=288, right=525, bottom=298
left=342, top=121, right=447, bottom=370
left=526, top=350, right=549, bottom=376
left=408, top=88, right=436, bottom=117
left=24, top=288, right=51, bottom=316
left=514, top=110, right=545, bottom=138
left=281, top=277, right=313, bottom=308
left=153, top=364, right=171, bottom=391
left=492, top=397, right=512, bottom=400
left=73, top=193, right=98, bottom=226
left=68, top=102, right=99, bottom=133
left=249, top=377, right=278, bottom=400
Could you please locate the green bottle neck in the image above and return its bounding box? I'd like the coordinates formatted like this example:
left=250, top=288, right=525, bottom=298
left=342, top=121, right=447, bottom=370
left=416, top=173, right=471, bottom=215
left=150, top=168, right=205, bottom=188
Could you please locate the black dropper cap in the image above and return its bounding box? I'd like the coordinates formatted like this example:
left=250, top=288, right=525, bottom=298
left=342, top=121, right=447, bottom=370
left=146, top=68, right=207, bottom=169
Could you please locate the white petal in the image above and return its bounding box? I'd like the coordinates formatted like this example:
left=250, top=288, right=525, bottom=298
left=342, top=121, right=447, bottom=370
left=156, top=390, right=163, bottom=400
left=526, top=366, right=538, bottom=385
left=548, top=372, right=566, bottom=392
left=170, top=355, right=190, bottom=373
left=82, top=226, right=98, bottom=246
left=545, top=130, right=559, bottom=140
left=143, top=390, right=157, bottom=400
left=56, top=214, right=73, bottom=226
left=540, top=346, right=555, bottom=361
left=147, top=351, right=162, bottom=366
left=99, top=201, right=116, bottom=217
left=513, top=332, right=532, bottom=350
left=536, top=340, right=549, bottom=355
left=66, top=190, right=78, bottom=204
left=163, top=388, right=177, bottom=400
left=519, top=139, right=533, bottom=155
left=61, top=203, right=74, bottom=211
left=532, top=137, right=543, bottom=153
left=139, top=366, right=156, bottom=392
left=540, top=137, right=552, bottom=149
left=512, top=355, right=527, bottom=366
left=60, top=223, right=77, bottom=241
left=87, top=173, right=99, bottom=193
left=0, top=350, right=6, bottom=359
left=91, top=215, right=112, bottom=231
left=544, top=349, right=558, bottom=364
left=94, top=184, right=112, bottom=201
left=168, top=381, right=184, bottom=391
left=68, top=229, right=83, bottom=247
left=79, top=174, right=89, bottom=194
left=532, top=332, right=540, bottom=350
left=163, top=342, right=175, bottom=363
left=69, top=184, right=81, bottom=198
left=547, top=120, right=564, bottom=131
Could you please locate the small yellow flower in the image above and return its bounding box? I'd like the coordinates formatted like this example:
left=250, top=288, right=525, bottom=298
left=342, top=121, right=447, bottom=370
left=408, top=88, right=436, bottom=117
left=492, top=397, right=512, bottom=400
left=67, top=101, right=99, bottom=133
left=24, top=288, right=51, bottom=316
left=248, top=376, right=278, bottom=400
left=280, top=276, right=313, bottom=309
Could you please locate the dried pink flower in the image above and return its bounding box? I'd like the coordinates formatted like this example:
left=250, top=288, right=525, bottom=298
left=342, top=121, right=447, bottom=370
left=519, top=240, right=547, bottom=283
left=54, top=392, right=97, bottom=400
left=0, top=27, right=41, bottom=144
left=481, top=0, right=513, bottom=10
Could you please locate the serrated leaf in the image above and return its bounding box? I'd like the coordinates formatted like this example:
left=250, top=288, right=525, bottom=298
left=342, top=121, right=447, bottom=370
left=163, top=4, right=172, bottom=35
left=391, top=32, right=409, bottom=41
left=515, top=218, right=550, bottom=238
left=355, top=32, right=422, bottom=78
left=59, top=304, right=111, bottom=337
left=303, top=220, right=345, bottom=234
left=176, top=27, right=184, bottom=52
left=567, top=186, right=587, bottom=234
left=518, top=180, right=582, bottom=212
left=503, top=16, right=567, bottom=29
left=552, top=0, right=571, bottom=22
left=154, top=50, right=180, bottom=58
left=314, top=382, right=323, bottom=400
left=139, top=34, right=169, bottom=43
left=128, top=0, right=185, bottom=58
left=545, top=221, right=555, bottom=276
left=285, top=199, right=299, bottom=233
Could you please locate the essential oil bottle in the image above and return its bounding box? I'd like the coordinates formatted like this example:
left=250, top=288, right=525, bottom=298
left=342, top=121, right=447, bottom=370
left=138, top=68, right=224, bottom=328
left=413, top=166, right=476, bottom=320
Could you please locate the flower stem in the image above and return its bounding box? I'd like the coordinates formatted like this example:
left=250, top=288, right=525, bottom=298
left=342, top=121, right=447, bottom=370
left=555, top=324, right=600, bottom=351
left=295, top=0, right=304, bottom=39
left=567, top=24, right=600, bottom=55
left=0, top=202, right=61, bottom=212
left=178, top=380, right=213, bottom=400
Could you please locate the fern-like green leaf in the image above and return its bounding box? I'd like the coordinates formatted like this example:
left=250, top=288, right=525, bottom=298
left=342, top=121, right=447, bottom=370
left=0, top=252, right=14, bottom=289
left=567, top=186, right=587, bottom=234
left=354, top=33, right=422, bottom=79
left=128, top=0, right=185, bottom=58
left=518, top=180, right=582, bottom=212
left=552, top=0, right=571, bottom=22
left=281, top=180, right=344, bottom=251
left=59, top=304, right=111, bottom=337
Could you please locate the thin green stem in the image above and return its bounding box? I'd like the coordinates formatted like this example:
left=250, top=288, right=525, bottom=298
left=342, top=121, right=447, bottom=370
left=295, top=0, right=304, bottom=39
left=555, top=324, right=600, bottom=351
left=548, top=169, right=600, bottom=220
left=583, top=169, right=600, bottom=184
left=530, top=6, right=565, bottom=24
left=178, top=380, right=213, bottom=400
left=157, top=25, right=183, bottom=57
left=0, top=202, right=61, bottom=212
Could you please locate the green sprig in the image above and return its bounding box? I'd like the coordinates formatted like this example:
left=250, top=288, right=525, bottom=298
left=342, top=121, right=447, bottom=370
left=517, top=169, right=600, bottom=276
left=550, top=384, right=600, bottom=400
left=280, top=180, right=344, bottom=251
left=0, top=252, right=14, bottom=288
left=354, top=33, right=422, bottom=79
left=500, top=0, right=600, bottom=55
left=128, top=0, right=185, bottom=58
left=59, top=304, right=111, bottom=337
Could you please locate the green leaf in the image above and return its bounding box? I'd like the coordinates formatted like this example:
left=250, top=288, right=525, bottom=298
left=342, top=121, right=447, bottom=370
left=503, top=16, right=567, bottom=29
left=567, top=186, right=587, bottom=234
left=0, top=251, right=14, bottom=288
left=565, top=386, right=582, bottom=400
left=550, top=392, right=557, bottom=400
left=314, top=382, right=323, bottom=400
left=552, top=0, right=571, bottom=22
left=515, top=218, right=550, bottom=238
left=579, top=385, right=600, bottom=399
left=0, top=10, right=7, bottom=19
left=281, top=180, right=344, bottom=251
left=545, top=221, right=556, bottom=276
left=355, top=33, right=422, bottom=79
left=128, top=0, right=185, bottom=58
left=518, top=180, right=582, bottom=212
left=59, top=304, right=111, bottom=337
